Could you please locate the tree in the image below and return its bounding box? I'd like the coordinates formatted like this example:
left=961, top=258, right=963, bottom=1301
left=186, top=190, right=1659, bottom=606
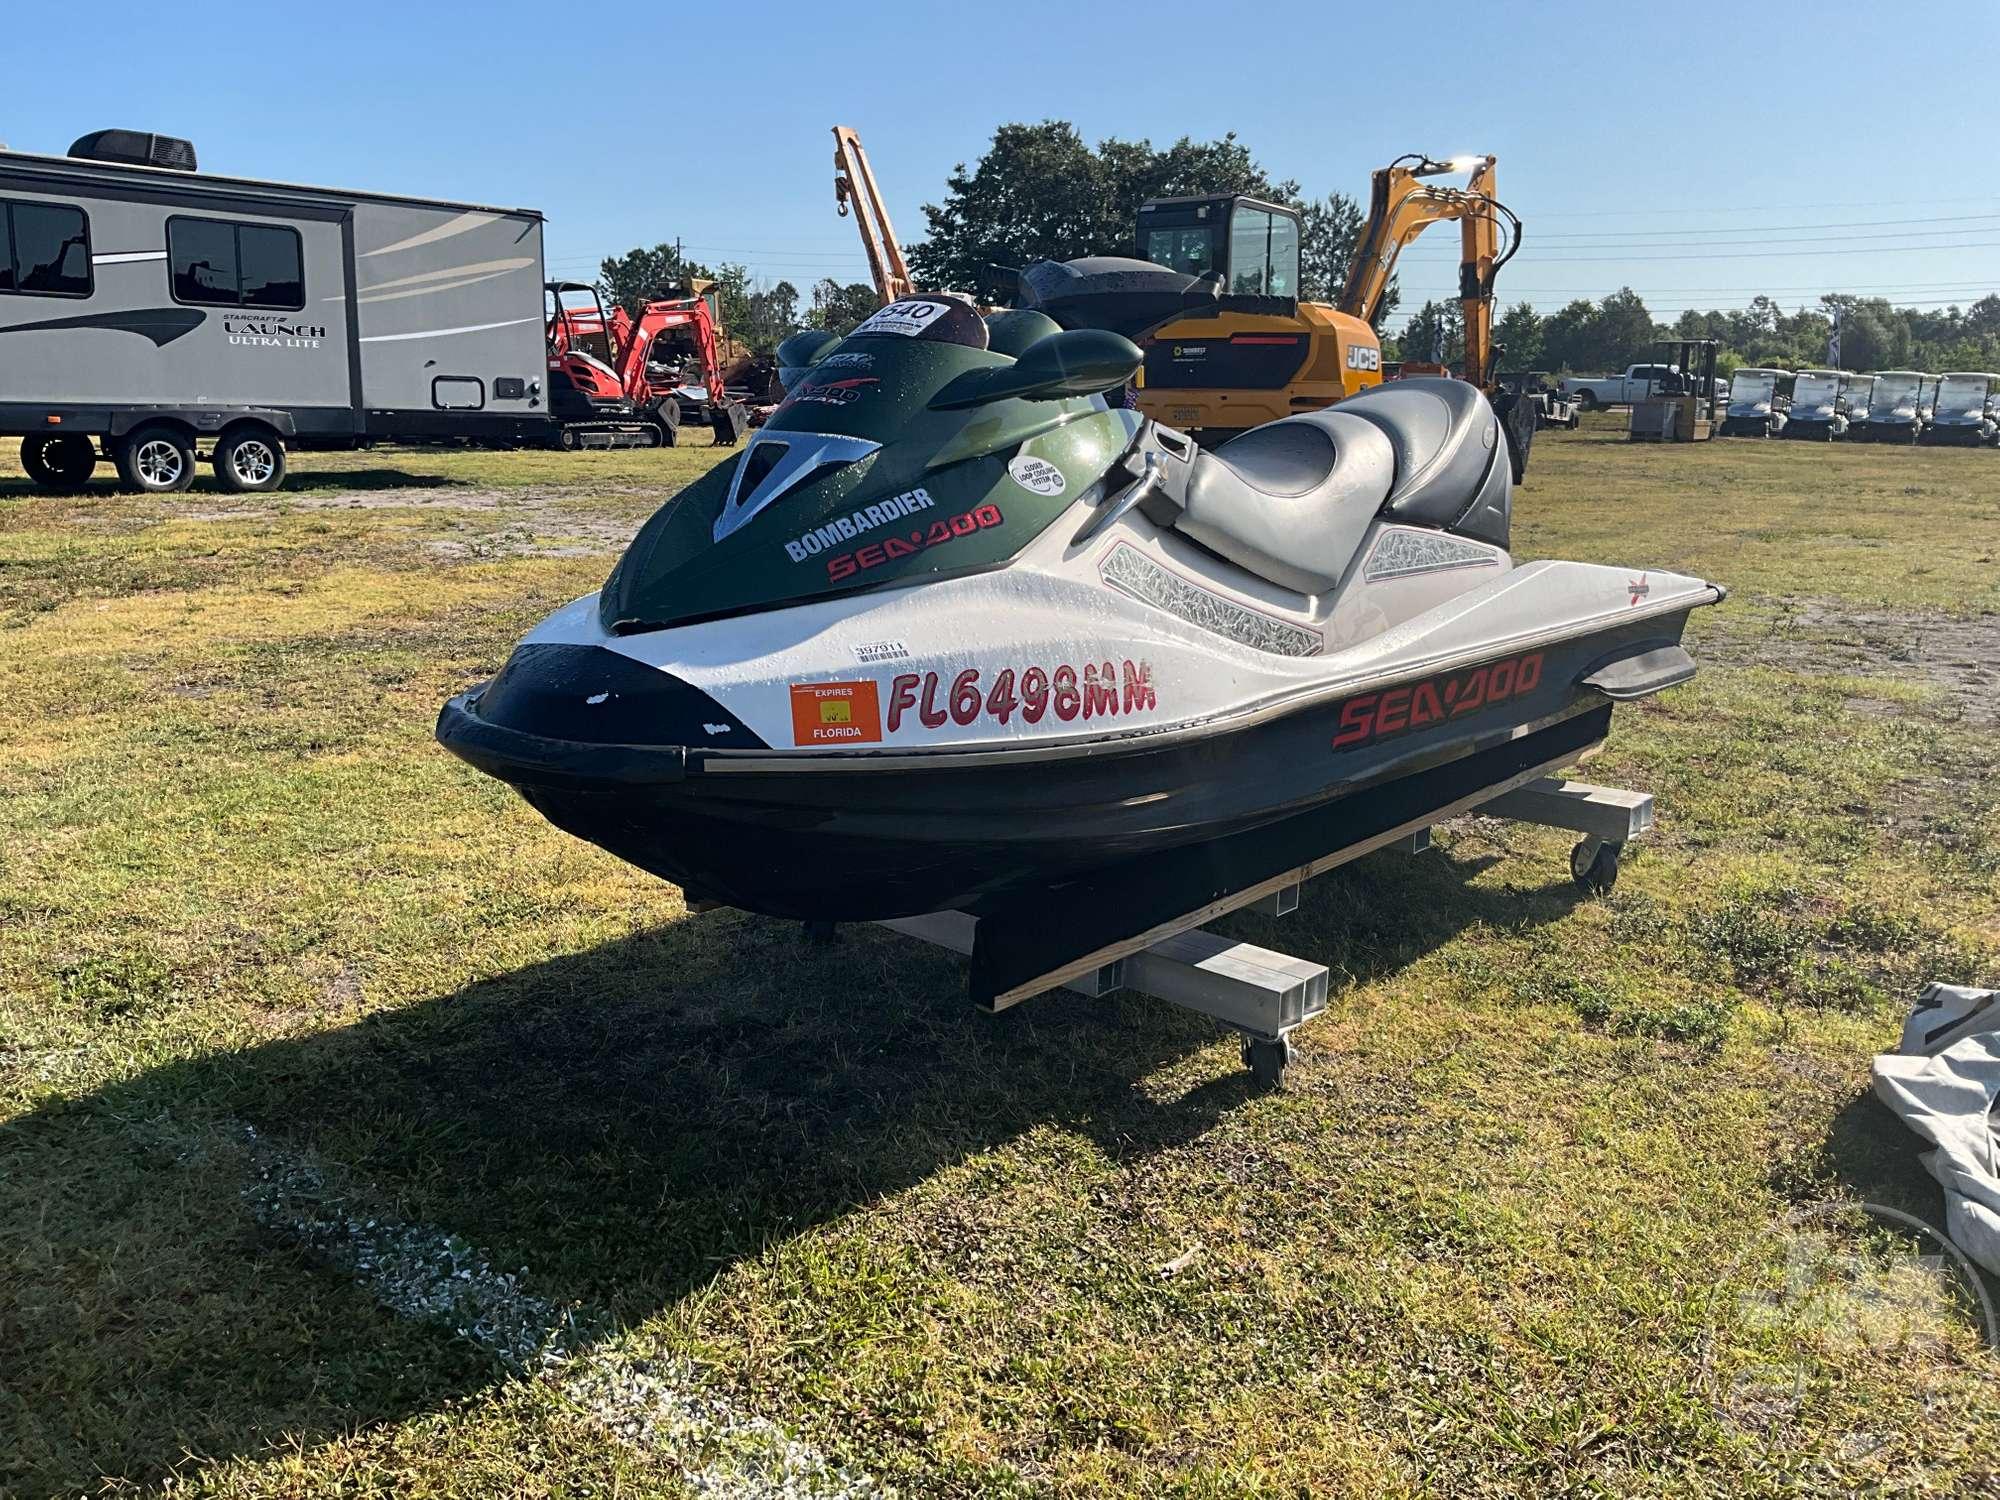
left=1398, top=299, right=1463, bottom=367
left=805, top=279, right=880, bottom=335
left=709, top=264, right=798, bottom=355
left=1493, top=301, right=1543, bottom=370
left=597, top=242, right=707, bottom=317
left=1538, top=299, right=1601, bottom=373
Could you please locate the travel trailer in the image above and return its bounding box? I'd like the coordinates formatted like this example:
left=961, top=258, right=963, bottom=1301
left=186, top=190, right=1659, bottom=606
left=1, top=130, right=551, bottom=492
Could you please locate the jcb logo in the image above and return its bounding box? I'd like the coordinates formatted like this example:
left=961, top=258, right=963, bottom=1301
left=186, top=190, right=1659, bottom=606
left=1347, top=345, right=1382, bottom=372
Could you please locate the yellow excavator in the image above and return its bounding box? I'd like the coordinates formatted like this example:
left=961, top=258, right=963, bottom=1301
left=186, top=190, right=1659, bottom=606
left=1133, top=154, right=1519, bottom=438
left=827, top=131, right=1529, bottom=466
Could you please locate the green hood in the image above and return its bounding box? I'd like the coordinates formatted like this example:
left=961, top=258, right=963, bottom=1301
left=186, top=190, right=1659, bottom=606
left=599, top=312, right=1142, bottom=633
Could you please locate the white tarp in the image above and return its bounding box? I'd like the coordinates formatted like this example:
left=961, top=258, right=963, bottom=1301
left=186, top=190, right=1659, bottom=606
left=1871, top=984, right=2000, bottom=1274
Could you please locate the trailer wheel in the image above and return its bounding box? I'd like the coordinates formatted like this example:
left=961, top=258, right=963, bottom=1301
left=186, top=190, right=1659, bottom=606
left=1570, top=837, right=1623, bottom=894
left=1241, top=1033, right=1290, bottom=1091
left=558, top=427, right=581, bottom=451
left=19, top=434, right=98, bottom=492
left=215, top=428, right=287, bottom=492
left=115, top=426, right=197, bottom=493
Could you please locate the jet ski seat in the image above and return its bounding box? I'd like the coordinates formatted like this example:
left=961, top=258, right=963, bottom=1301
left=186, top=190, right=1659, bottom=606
left=1153, top=377, right=1511, bottom=597
left=1166, top=411, right=1395, bottom=595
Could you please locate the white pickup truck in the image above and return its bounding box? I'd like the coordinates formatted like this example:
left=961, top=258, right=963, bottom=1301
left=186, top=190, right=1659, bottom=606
left=1561, top=364, right=1727, bottom=410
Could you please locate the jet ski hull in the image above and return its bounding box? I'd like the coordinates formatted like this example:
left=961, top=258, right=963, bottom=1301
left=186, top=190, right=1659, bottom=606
left=437, top=604, right=1700, bottom=923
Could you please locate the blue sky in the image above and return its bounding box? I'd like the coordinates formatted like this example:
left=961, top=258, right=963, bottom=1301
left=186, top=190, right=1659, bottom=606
left=8, top=2, right=1996, bottom=333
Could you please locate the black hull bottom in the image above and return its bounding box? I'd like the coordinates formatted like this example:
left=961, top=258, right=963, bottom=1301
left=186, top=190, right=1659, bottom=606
left=439, top=612, right=1698, bottom=932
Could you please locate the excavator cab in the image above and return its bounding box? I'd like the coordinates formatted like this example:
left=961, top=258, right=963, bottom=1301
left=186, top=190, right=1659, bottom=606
left=1135, top=196, right=1301, bottom=307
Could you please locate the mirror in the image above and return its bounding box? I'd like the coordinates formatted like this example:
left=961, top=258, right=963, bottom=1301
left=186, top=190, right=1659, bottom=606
left=928, top=328, right=1143, bottom=411
left=773, top=329, right=842, bottom=393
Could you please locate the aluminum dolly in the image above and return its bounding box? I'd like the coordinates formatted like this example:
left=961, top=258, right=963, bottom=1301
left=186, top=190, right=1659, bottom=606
left=878, top=775, right=1656, bottom=1089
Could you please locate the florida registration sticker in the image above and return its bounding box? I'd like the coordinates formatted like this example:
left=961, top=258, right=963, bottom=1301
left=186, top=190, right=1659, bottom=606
left=789, top=680, right=883, bottom=745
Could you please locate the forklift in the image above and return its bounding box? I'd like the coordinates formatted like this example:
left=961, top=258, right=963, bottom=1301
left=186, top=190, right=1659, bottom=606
left=1629, top=339, right=1719, bottom=442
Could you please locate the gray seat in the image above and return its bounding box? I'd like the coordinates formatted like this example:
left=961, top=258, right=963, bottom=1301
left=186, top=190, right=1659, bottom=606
left=1336, top=377, right=1511, bottom=548
left=1167, top=409, right=1396, bottom=595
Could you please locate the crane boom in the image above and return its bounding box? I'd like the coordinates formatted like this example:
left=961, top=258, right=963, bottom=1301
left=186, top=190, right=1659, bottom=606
left=833, top=125, right=915, bottom=306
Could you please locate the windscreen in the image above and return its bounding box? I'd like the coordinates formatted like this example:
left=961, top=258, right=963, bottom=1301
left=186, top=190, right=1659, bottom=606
left=1143, top=224, right=1220, bottom=277
left=1728, top=369, right=1777, bottom=407
left=1938, top=375, right=1993, bottom=414
left=1869, top=373, right=1920, bottom=414
left=1793, top=373, right=1839, bottom=410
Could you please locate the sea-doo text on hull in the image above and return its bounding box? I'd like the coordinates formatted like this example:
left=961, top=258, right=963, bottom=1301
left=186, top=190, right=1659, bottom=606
left=440, top=294, right=1723, bottom=1002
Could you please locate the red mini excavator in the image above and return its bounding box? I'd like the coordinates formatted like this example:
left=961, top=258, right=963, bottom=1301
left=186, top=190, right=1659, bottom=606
left=544, top=281, right=748, bottom=448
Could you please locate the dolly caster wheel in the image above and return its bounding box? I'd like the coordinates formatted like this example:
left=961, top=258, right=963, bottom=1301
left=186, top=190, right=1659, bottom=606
left=1241, top=1033, right=1290, bottom=1090
left=1570, top=836, right=1623, bottom=894
left=802, top=919, right=840, bottom=945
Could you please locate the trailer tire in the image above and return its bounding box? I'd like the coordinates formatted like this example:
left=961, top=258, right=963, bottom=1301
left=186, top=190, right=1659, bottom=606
left=215, top=428, right=287, bottom=492
left=558, top=427, right=581, bottom=451
left=19, top=434, right=98, bottom=493
left=114, top=426, right=197, bottom=493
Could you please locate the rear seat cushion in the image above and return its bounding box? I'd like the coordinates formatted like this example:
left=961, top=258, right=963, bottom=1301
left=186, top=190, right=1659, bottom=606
left=1337, top=377, right=1511, bottom=548
left=1175, top=410, right=1396, bottom=595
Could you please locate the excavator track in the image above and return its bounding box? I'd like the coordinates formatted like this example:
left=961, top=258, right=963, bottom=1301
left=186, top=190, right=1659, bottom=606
left=555, top=421, right=664, bottom=451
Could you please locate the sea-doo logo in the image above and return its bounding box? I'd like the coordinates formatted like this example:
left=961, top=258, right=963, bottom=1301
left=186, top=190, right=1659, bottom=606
left=225, top=318, right=326, bottom=350
left=783, top=487, right=936, bottom=563
left=1331, top=651, right=1545, bottom=752
left=1347, top=345, right=1381, bottom=372
left=783, top=374, right=879, bottom=408
left=826, top=503, right=1004, bottom=582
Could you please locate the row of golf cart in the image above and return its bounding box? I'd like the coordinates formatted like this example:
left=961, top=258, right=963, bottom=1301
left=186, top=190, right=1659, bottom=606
left=1719, top=368, right=2000, bottom=445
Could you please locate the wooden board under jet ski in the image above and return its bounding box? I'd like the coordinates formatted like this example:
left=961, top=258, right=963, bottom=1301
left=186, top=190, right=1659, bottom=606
left=438, top=295, right=1723, bottom=996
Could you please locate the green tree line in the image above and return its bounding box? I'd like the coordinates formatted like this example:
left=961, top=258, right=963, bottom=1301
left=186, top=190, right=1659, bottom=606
left=1400, top=288, right=2000, bottom=376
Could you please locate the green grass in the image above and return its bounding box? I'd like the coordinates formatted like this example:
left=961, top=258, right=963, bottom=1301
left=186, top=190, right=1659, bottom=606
left=3, top=426, right=1998, bottom=1496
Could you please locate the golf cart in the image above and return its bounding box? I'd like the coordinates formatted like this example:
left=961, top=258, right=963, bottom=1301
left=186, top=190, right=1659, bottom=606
left=1785, top=369, right=1858, bottom=440
left=1717, top=367, right=1788, bottom=437
left=1922, top=372, right=2000, bottom=446
left=1851, top=370, right=1932, bottom=443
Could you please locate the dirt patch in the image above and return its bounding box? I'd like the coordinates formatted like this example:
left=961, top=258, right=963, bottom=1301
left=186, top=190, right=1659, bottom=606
left=1702, top=598, right=2000, bottom=727
left=182, top=482, right=668, bottom=560
left=182, top=488, right=512, bottom=521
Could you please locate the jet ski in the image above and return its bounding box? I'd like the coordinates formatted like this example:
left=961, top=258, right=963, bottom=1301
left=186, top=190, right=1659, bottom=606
left=439, top=292, right=1723, bottom=1004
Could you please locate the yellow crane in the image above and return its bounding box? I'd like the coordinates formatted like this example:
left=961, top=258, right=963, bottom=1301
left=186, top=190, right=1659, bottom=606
left=832, top=125, right=914, bottom=306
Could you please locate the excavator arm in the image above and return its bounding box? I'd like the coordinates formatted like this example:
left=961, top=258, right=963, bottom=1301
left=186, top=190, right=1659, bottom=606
left=833, top=125, right=915, bottom=306
left=1335, top=154, right=1519, bottom=389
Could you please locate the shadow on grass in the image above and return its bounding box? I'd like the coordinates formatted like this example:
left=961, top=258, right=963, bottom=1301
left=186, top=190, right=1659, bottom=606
left=1, top=842, right=1581, bottom=1491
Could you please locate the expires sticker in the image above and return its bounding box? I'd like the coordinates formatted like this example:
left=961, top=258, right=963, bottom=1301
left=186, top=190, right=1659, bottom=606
left=789, top=680, right=883, bottom=745
left=1008, top=455, right=1066, bottom=496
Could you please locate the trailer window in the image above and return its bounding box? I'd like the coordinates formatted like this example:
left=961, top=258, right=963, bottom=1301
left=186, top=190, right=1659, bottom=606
left=0, top=200, right=92, bottom=297
left=169, top=217, right=304, bottom=310
left=239, top=225, right=304, bottom=307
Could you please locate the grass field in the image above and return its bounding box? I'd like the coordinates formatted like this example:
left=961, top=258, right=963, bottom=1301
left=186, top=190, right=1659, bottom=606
left=3, top=418, right=1997, bottom=1496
